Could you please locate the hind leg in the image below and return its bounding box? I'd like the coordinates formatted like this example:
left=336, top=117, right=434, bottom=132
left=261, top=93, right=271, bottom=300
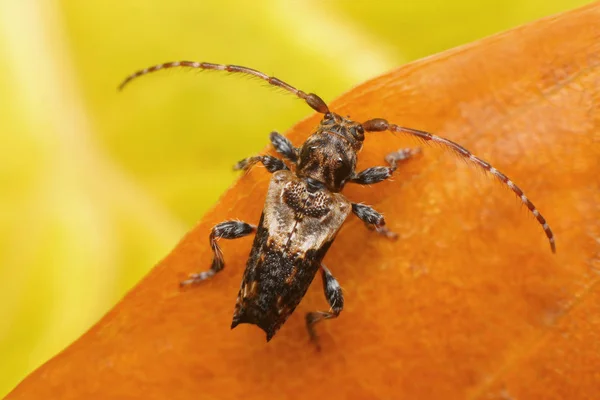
left=306, top=264, right=344, bottom=350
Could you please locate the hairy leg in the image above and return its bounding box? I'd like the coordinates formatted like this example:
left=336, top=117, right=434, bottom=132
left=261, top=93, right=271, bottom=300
left=180, top=221, right=256, bottom=286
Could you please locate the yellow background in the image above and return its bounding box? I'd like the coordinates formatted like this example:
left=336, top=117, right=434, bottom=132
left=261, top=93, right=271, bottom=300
left=0, top=0, right=589, bottom=395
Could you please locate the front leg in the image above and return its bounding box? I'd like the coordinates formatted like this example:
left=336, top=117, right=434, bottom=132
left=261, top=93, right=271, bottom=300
left=269, top=131, right=298, bottom=163
left=350, top=147, right=420, bottom=185
left=306, top=264, right=343, bottom=350
left=235, top=132, right=298, bottom=172
left=352, top=203, right=397, bottom=239
left=234, top=155, right=288, bottom=173
left=180, top=220, right=256, bottom=286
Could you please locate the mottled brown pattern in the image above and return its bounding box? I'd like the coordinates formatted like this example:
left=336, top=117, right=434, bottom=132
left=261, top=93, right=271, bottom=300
left=232, top=171, right=350, bottom=340
left=120, top=59, right=556, bottom=342
left=282, top=181, right=332, bottom=218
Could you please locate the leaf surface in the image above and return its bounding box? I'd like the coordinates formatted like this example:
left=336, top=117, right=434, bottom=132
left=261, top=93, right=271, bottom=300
left=7, top=3, right=600, bottom=399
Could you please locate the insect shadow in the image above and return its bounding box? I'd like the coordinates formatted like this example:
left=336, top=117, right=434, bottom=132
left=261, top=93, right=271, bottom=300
left=119, top=61, right=555, bottom=349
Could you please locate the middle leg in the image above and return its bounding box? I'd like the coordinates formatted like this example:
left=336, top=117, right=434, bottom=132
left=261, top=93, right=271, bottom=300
left=180, top=220, right=256, bottom=286
left=352, top=202, right=397, bottom=239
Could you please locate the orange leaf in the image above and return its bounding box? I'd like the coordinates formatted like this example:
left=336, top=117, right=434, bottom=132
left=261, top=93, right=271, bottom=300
left=8, top=3, right=600, bottom=399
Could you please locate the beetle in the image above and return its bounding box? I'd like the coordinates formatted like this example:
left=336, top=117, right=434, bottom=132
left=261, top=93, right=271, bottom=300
left=119, top=61, right=556, bottom=346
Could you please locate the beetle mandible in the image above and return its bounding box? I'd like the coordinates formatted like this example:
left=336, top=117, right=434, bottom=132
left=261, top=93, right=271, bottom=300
left=119, top=61, right=556, bottom=346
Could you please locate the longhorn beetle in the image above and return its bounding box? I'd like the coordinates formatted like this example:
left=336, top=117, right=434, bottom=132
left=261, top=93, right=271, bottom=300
left=119, top=61, right=556, bottom=346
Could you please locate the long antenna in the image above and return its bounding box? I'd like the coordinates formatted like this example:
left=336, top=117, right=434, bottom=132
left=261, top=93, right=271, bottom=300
left=362, top=118, right=556, bottom=253
left=118, top=61, right=330, bottom=114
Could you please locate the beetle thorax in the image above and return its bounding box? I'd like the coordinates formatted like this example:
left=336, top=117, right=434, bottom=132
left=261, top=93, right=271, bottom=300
left=296, top=131, right=358, bottom=193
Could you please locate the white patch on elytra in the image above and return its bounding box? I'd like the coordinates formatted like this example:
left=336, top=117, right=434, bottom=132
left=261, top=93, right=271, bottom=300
left=263, top=170, right=351, bottom=255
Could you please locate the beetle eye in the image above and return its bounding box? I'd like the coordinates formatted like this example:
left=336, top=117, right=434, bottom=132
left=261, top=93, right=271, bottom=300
left=333, top=158, right=352, bottom=187
left=354, top=125, right=365, bottom=141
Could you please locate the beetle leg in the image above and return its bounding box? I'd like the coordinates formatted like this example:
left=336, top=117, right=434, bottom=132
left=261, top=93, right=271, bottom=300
left=234, top=131, right=298, bottom=173
left=180, top=221, right=256, bottom=286
left=234, top=155, right=288, bottom=173
left=350, top=147, right=420, bottom=185
left=351, top=202, right=397, bottom=239
left=306, top=264, right=344, bottom=350
left=269, top=131, right=299, bottom=163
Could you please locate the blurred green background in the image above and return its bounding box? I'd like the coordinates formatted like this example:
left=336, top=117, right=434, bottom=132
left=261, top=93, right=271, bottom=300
left=0, top=0, right=590, bottom=395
